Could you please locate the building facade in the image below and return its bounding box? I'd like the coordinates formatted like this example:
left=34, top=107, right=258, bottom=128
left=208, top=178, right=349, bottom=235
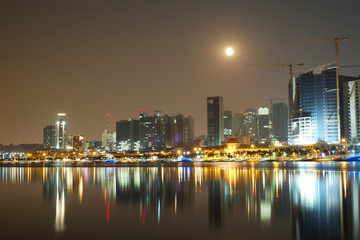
left=163, top=115, right=176, bottom=148
left=232, top=113, right=244, bottom=136
left=207, top=96, right=224, bottom=146
left=288, top=63, right=352, bottom=145
left=139, top=112, right=166, bottom=151
left=223, top=110, right=232, bottom=138
left=173, top=114, right=194, bottom=147
left=272, top=103, right=288, bottom=142
left=102, top=130, right=116, bottom=151
left=87, top=140, right=102, bottom=150
left=55, top=113, right=68, bottom=149
left=43, top=125, right=56, bottom=148
left=73, top=135, right=86, bottom=152
left=288, top=64, right=337, bottom=144
left=257, top=107, right=270, bottom=144
left=244, top=108, right=257, bottom=141
left=288, top=116, right=313, bottom=145
left=342, top=78, right=360, bottom=144
left=116, top=119, right=140, bottom=151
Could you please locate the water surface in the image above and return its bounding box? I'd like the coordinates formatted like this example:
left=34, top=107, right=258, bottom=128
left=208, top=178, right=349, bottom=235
left=0, top=161, right=359, bottom=240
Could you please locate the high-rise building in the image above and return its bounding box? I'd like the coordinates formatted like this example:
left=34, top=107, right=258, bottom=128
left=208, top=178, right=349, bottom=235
left=342, top=78, right=360, bottom=144
left=272, top=103, right=288, bottom=142
left=101, top=113, right=116, bottom=151
left=257, top=107, right=270, bottom=144
left=102, top=130, right=116, bottom=151
left=43, top=125, right=56, bottom=148
left=194, top=135, right=207, bottom=147
left=55, top=113, right=68, bottom=149
left=223, top=110, right=232, bottom=138
left=183, top=115, right=194, bottom=147
left=87, top=140, right=102, bottom=150
left=244, top=108, right=257, bottom=141
left=288, top=116, right=312, bottom=145
left=207, top=96, right=224, bottom=146
left=232, top=113, right=244, bottom=136
left=173, top=114, right=194, bottom=147
left=73, top=135, right=86, bottom=152
left=66, top=135, right=73, bottom=149
left=163, top=115, right=176, bottom=148
left=288, top=63, right=358, bottom=145
left=139, top=111, right=166, bottom=151
left=116, top=119, right=140, bottom=151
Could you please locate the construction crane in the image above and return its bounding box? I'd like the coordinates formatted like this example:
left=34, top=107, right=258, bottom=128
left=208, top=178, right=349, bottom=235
left=340, top=65, right=360, bottom=68
left=291, top=37, right=349, bottom=143
left=247, top=63, right=304, bottom=80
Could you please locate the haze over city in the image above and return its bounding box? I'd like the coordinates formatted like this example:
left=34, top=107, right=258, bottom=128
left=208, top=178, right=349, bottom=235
left=1, top=1, right=360, bottom=144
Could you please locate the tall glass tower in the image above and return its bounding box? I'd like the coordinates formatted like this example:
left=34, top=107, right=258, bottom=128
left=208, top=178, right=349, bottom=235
left=272, top=103, right=288, bottom=142
left=207, top=96, right=224, bottom=146
left=289, top=64, right=338, bottom=144
left=244, top=108, right=257, bottom=141
left=55, top=113, right=68, bottom=149
left=232, top=113, right=244, bottom=136
left=258, top=107, right=270, bottom=144
left=43, top=125, right=56, bottom=148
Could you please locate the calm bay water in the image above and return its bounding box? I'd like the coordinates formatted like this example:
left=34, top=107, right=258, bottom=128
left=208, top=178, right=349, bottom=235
left=0, top=161, right=360, bottom=240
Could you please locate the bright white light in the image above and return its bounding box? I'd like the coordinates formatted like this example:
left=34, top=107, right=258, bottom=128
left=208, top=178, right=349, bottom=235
left=225, top=48, right=234, bottom=56
left=296, top=172, right=316, bottom=208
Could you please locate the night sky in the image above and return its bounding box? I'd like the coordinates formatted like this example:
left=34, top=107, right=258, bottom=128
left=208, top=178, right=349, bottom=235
left=1, top=0, right=360, bottom=144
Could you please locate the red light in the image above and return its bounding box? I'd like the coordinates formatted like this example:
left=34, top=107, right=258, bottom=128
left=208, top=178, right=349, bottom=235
left=142, top=203, right=145, bottom=226
left=107, top=201, right=109, bottom=224
left=106, top=114, right=110, bottom=117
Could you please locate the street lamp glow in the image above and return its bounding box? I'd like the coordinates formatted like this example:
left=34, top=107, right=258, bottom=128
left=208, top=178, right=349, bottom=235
left=225, top=48, right=234, bottom=56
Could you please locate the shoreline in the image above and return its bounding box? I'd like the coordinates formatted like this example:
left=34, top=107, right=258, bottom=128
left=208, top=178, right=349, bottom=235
left=0, top=158, right=359, bottom=168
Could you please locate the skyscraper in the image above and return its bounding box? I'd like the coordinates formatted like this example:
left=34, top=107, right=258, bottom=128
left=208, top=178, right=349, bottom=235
left=163, top=115, right=176, bottom=148
left=244, top=108, right=257, bottom=141
left=257, top=107, right=270, bottom=144
left=207, top=96, right=224, bottom=146
left=272, top=103, right=288, bottom=142
left=102, top=113, right=116, bottom=151
left=102, top=130, right=116, bottom=151
left=223, top=110, right=232, bottom=138
left=116, top=119, right=140, bottom=151
left=183, top=115, right=194, bottom=147
left=173, top=114, right=194, bottom=147
left=342, top=78, right=360, bottom=144
left=288, top=63, right=358, bottom=145
left=43, top=125, right=56, bottom=148
left=73, top=135, right=85, bottom=152
left=55, top=113, right=68, bottom=149
left=139, top=111, right=166, bottom=151
left=232, top=113, right=244, bottom=136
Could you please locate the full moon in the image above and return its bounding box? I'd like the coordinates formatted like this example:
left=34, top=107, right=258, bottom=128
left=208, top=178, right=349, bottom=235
left=225, top=48, right=233, bottom=56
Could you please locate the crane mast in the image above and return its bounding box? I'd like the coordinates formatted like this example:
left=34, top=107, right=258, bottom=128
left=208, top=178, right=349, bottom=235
left=247, top=63, right=304, bottom=79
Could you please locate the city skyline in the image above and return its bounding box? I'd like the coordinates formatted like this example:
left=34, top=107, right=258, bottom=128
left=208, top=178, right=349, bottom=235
left=1, top=1, right=360, bottom=144
left=38, top=101, right=282, bottom=152
left=2, top=2, right=360, bottom=240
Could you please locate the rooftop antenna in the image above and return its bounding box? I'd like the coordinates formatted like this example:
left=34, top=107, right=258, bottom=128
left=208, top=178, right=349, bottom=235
left=154, top=110, right=162, bottom=116
left=106, top=113, right=110, bottom=131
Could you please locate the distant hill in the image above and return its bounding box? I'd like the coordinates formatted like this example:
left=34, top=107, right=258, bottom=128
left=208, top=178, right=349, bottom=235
left=0, top=144, right=43, bottom=153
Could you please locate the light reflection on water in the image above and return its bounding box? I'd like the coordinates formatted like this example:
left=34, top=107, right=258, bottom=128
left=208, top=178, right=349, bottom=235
left=0, top=162, right=360, bottom=239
